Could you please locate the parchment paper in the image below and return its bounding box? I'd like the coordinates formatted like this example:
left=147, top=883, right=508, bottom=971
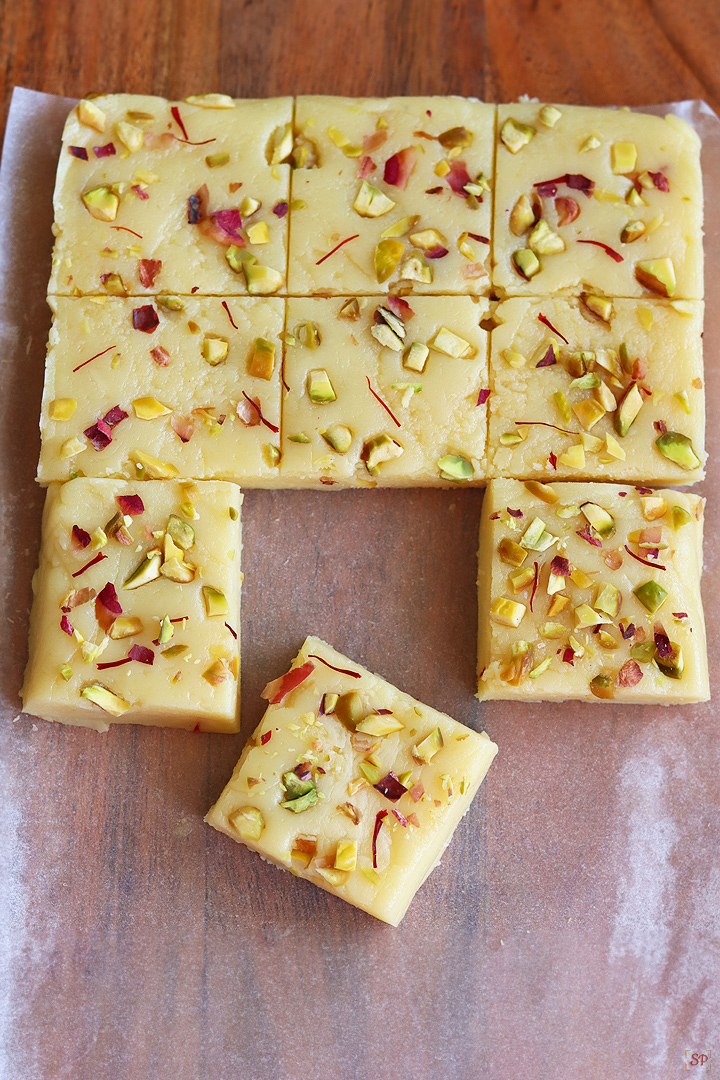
left=1, top=88, right=719, bottom=1080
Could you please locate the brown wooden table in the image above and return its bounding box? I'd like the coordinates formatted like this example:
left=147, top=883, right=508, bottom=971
left=1, top=3, right=719, bottom=1079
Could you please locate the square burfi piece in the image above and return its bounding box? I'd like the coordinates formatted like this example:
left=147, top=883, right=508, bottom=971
left=477, top=479, right=708, bottom=703
left=48, top=94, right=292, bottom=296
left=280, top=295, right=489, bottom=486
left=205, top=636, right=498, bottom=926
left=487, top=297, right=705, bottom=484
left=37, top=295, right=283, bottom=485
left=493, top=103, right=703, bottom=300
left=288, top=96, right=494, bottom=296
left=22, top=479, right=242, bottom=732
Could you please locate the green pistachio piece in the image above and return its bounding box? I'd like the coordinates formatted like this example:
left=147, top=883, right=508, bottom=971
left=554, top=390, right=572, bottom=424
left=500, top=118, right=535, bottom=153
left=307, top=368, right=336, bottom=404
left=621, top=220, right=646, bottom=244
left=438, top=125, right=473, bottom=149
left=167, top=515, right=195, bottom=550
left=374, top=238, right=404, bottom=283
left=590, top=674, right=614, bottom=700
left=247, top=337, right=276, bottom=380
left=202, top=586, right=229, bottom=617
left=509, top=194, right=536, bottom=236
left=288, top=433, right=311, bottom=444
left=633, top=580, right=668, bottom=614
left=539, top=105, right=562, bottom=128
left=428, top=327, right=473, bottom=359
left=403, top=342, right=429, bottom=372
left=437, top=455, right=473, bottom=482
left=353, top=181, right=396, bottom=218
left=581, top=502, right=616, bottom=539
left=320, top=423, right=352, bottom=453
left=361, top=434, right=403, bottom=474
left=282, top=770, right=315, bottom=800
left=528, top=219, right=565, bottom=255
left=573, top=396, right=606, bottom=431
left=397, top=252, right=433, bottom=284
left=512, top=249, right=541, bottom=280
left=497, top=537, right=528, bottom=568
left=228, top=806, right=264, bottom=841
left=655, top=431, right=701, bottom=471
left=671, top=505, right=692, bottom=530
left=614, top=382, right=644, bottom=437
left=243, top=262, right=283, bottom=294
left=653, top=641, right=684, bottom=680
left=81, top=683, right=130, bottom=715
left=635, top=258, right=676, bottom=298
left=201, top=335, right=229, bottom=366
left=335, top=690, right=364, bottom=728
left=123, top=549, right=162, bottom=590
left=631, top=640, right=657, bottom=663
left=81, top=185, right=119, bottom=222
left=359, top=762, right=382, bottom=785
left=519, top=517, right=546, bottom=550
left=225, top=245, right=253, bottom=274
left=280, top=788, right=318, bottom=813
left=582, top=294, right=613, bottom=322
left=157, top=295, right=185, bottom=311
left=569, top=372, right=601, bottom=390
left=413, top=727, right=444, bottom=763
left=206, top=151, right=230, bottom=168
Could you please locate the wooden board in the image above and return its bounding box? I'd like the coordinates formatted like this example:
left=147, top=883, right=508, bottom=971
left=1, top=3, right=719, bottom=1077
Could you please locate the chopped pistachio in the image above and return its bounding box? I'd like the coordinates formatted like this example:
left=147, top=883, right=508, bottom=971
left=438, top=455, right=473, bottom=482
left=247, top=337, right=276, bottom=380
left=123, top=549, right=161, bottom=589
left=353, top=181, right=396, bottom=218
left=362, top=434, right=403, bottom=474
left=655, top=431, right=701, bottom=471
left=554, top=390, right=572, bottom=424
left=491, top=597, right=526, bottom=628
left=512, top=249, right=541, bottom=279
left=579, top=135, right=601, bottom=152
left=428, top=327, right=473, bottom=359
left=498, top=537, right=528, bottom=568
left=641, top=497, right=667, bottom=522
left=590, top=674, right=614, bottom=700
left=610, top=142, right=637, bottom=173
left=381, top=215, right=420, bottom=239
left=502, top=347, right=527, bottom=369
left=321, top=424, right=352, bottom=453
left=654, top=641, right=684, bottom=680
left=130, top=451, right=179, bottom=479
left=594, top=583, right=621, bottom=618
left=509, top=194, right=536, bottom=236
left=108, top=616, right=144, bottom=640
left=524, top=480, right=558, bottom=504
left=604, top=432, right=626, bottom=460
left=206, top=151, right=230, bottom=168
left=77, top=100, right=106, bottom=131
left=529, top=657, right=552, bottom=679
left=409, top=228, right=448, bottom=252
left=575, top=604, right=612, bottom=628
left=334, top=841, right=357, bottom=872
left=82, top=185, right=119, bottom=222
left=356, top=713, right=404, bottom=736
left=671, top=505, right=692, bottom=530
left=621, top=220, right=646, bottom=244
left=414, top=727, right=444, bottom=763
left=581, top=502, right=615, bottom=539
left=157, top=295, right=184, bottom=312
left=403, top=342, right=429, bottom=373
left=519, top=517, right=547, bottom=550
left=132, top=396, right=172, bottom=420
left=49, top=398, right=77, bottom=421
left=371, top=322, right=404, bottom=351
left=359, top=761, right=381, bottom=785
left=243, top=262, right=283, bottom=295
left=528, top=219, right=565, bottom=255
left=81, top=683, right=130, bottom=715
left=247, top=221, right=270, bottom=245
left=635, top=258, right=676, bottom=298
left=582, top=294, right=613, bottom=323
left=539, top=104, right=562, bottom=128
left=307, top=368, right=336, bottom=404
left=397, top=252, right=433, bottom=284
left=614, top=383, right=644, bottom=437
left=633, top=580, right=668, bottom=614
left=289, top=433, right=311, bottom=444
left=228, top=806, right=264, bottom=841
left=374, top=238, right=404, bottom=283
left=202, top=586, right=228, bottom=617
left=501, top=118, right=535, bottom=153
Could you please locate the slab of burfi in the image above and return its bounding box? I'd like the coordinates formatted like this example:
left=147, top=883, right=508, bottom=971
left=487, top=297, right=705, bottom=483
left=477, top=479, right=708, bottom=703
left=37, top=295, right=282, bottom=485
left=493, top=103, right=703, bottom=300
left=205, top=636, right=497, bottom=926
left=280, top=295, right=489, bottom=486
left=22, top=479, right=242, bottom=732
left=48, top=94, right=292, bottom=296
left=288, top=96, right=494, bottom=296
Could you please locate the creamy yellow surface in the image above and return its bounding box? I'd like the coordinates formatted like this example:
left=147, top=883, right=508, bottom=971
left=22, top=479, right=242, bottom=731
left=280, top=296, right=489, bottom=486
left=493, top=103, right=703, bottom=299
left=206, top=636, right=498, bottom=926
left=488, top=298, right=705, bottom=483
left=477, top=479, right=708, bottom=703
left=49, top=94, right=291, bottom=296
left=288, top=96, right=494, bottom=295
left=37, top=296, right=282, bottom=485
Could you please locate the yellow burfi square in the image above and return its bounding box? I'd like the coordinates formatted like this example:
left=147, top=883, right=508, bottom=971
left=288, top=96, right=494, bottom=296
left=206, top=636, right=498, bottom=926
left=49, top=94, right=292, bottom=297
left=478, top=479, right=708, bottom=704
left=487, top=297, right=705, bottom=483
left=493, top=103, right=703, bottom=300
left=22, top=479, right=242, bottom=732
left=280, top=295, right=489, bottom=486
left=37, top=295, right=282, bottom=485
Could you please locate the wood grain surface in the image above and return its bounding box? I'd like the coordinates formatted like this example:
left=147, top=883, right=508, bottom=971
left=1, top=3, right=719, bottom=1080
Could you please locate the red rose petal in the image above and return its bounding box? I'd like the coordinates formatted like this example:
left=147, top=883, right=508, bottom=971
left=132, top=305, right=160, bottom=333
